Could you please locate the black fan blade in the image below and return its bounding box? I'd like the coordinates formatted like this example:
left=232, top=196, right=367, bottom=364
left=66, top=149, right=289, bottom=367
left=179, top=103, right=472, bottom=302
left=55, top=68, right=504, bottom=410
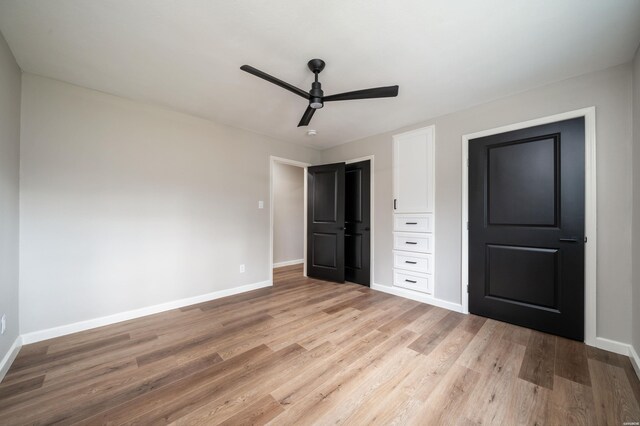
left=323, top=85, right=399, bottom=102
left=297, top=106, right=316, bottom=127
left=240, top=65, right=309, bottom=100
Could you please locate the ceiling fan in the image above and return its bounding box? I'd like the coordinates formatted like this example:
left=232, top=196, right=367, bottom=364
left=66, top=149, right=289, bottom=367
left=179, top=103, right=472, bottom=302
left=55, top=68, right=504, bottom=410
left=240, top=59, right=399, bottom=127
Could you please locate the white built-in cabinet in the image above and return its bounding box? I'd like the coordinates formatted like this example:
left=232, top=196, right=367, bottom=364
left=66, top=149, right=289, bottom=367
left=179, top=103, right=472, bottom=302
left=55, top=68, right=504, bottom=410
left=392, top=126, right=435, bottom=294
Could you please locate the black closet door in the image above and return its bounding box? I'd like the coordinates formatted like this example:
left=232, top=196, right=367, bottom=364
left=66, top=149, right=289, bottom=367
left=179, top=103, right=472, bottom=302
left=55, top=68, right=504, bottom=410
left=307, top=162, right=345, bottom=282
left=469, top=117, right=585, bottom=341
left=345, top=160, right=371, bottom=286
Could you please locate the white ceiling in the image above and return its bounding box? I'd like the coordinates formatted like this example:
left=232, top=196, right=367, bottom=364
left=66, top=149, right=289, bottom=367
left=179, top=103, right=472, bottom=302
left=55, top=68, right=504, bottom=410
left=1, top=1, right=639, bottom=149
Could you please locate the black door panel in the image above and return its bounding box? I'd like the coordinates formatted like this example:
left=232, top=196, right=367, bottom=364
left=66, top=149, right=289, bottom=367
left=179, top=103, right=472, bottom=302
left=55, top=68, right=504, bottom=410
left=469, top=117, right=585, bottom=340
left=307, top=163, right=345, bottom=282
left=345, top=161, right=370, bottom=286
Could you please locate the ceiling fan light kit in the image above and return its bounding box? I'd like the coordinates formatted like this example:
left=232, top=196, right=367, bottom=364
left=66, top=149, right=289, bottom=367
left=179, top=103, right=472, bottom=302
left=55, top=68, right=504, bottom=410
left=240, top=58, right=399, bottom=127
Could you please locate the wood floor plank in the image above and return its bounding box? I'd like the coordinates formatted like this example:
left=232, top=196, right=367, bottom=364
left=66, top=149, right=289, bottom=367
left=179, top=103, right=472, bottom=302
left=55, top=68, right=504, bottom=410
left=395, top=323, right=476, bottom=402
left=460, top=340, right=526, bottom=425
left=0, top=375, right=44, bottom=399
left=548, top=375, right=596, bottom=426
left=376, top=303, right=432, bottom=334
left=456, top=318, right=507, bottom=373
left=4, top=351, right=224, bottom=424
left=77, top=345, right=277, bottom=425
left=518, top=330, right=556, bottom=390
left=501, top=322, right=532, bottom=346
left=267, top=329, right=418, bottom=425
left=503, top=378, right=551, bottom=425
left=0, top=265, right=637, bottom=425
left=0, top=333, right=158, bottom=389
left=416, top=363, right=481, bottom=425
left=407, top=310, right=464, bottom=356
left=270, top=330, right=390, bottom=407
left=9, top=333, right=131, bottom=372
left=174, top=341, right=337, bottom=424
left=589, top=358, right=640, bottom=425
left=555, top=336, right=591, bottom=386
left=217, top=394, right=284, bottom=426
left=125, top=344, right=305, bottom=425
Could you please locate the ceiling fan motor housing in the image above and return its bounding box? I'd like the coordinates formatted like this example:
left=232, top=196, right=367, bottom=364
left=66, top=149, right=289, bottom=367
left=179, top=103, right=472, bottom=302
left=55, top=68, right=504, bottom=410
left=310, top=81, right=323, bottom=109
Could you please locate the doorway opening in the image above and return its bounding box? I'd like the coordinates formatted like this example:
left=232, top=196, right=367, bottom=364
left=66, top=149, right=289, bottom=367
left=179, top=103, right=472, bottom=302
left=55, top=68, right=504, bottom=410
left=270, top=157, right=310, bottom=282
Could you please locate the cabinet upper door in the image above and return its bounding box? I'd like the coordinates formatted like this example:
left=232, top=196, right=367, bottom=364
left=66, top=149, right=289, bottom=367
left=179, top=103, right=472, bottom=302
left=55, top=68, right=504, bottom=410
left=393, top=126, right=435, bottom=213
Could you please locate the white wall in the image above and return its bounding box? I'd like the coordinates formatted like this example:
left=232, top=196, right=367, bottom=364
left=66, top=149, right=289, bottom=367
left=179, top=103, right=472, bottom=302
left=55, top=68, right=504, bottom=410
left=19, top=74, right=321, bottom=335
left=273, top=162, right=304, bottom=265
left=633, top=46, right=640, bottom=357
left=0, top=31, right=21, bottom=365
left=322, top=63, right=634, bottom=346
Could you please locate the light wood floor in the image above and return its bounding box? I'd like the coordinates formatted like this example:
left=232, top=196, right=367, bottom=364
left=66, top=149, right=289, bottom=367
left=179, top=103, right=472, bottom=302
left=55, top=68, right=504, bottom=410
left=1, top=265, right=639, bottom=425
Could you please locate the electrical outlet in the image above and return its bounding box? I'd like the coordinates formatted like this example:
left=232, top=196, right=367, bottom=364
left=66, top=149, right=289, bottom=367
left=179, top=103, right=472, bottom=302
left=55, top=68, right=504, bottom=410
left=1, top=314, right=5, bottom=335
left=240, top=264, right=245, bottom=273
left=258, top=200, right=264, bottom=209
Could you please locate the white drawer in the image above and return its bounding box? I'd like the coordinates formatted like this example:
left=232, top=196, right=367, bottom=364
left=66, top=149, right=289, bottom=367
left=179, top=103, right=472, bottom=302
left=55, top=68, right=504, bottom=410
left=393, top=214, right=433, bottom=233
left=393, top=232, right=433, bottom=253
left=393, top=251, right=433, bottom=274
left=394, top=270, right=432, bottom=294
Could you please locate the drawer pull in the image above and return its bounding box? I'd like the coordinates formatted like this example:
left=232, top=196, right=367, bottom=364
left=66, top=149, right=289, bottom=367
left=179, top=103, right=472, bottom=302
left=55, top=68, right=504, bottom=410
left=405, top=279, right=417, bottom=284
left=405, top=222, right=418, bottom=225
left=405, top=261, right=417, bottom=264
left=405, top=241, right=417, bottom=245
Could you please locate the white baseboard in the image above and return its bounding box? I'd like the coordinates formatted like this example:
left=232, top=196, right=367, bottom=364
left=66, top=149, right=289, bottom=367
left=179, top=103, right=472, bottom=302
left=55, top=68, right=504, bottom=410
left=592, top=337, right=640, bottom=380
left=629, top=345, right=640, bottom=380
left=371, top=283, right=464, bottom=313
left=593, top=336, right=632, bottom=356
left=21, top=279, right=272, bottom=345
left=0, top=335, right=22, bottom=383
left=273, top=259, right=304, bottom=268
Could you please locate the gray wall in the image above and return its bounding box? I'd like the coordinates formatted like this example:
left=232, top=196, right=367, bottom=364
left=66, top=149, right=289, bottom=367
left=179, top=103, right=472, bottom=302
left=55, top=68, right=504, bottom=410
left=273, top=162, right=304, bottom=265
left=0, top=32, right=21, bottom=360
left=633, top=47, right=640, bottom=354
left=19, top=74, right=321, bottom=334
left=322, top=64, right=634, bottom=345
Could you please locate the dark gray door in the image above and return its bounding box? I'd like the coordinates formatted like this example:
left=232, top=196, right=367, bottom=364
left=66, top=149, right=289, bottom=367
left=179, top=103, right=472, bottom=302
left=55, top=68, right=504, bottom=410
left=307, top=162, right=345, bottom=282
left=345, top=160, right=371, bottom=286
left=469, top=117, right=585, bottom=341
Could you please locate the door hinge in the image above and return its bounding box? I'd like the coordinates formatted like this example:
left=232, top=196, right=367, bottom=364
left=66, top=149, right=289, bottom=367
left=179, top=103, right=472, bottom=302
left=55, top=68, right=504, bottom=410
left=467, top=285, right=469, bottom=293
left=584, top=236, right=588, bottom=243
left=394, top=199, right=397, bottom=210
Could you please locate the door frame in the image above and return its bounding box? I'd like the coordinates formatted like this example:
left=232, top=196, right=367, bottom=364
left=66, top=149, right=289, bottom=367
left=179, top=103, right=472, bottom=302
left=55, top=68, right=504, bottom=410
left=345, top=155, right=375, bottom=286
left=269, top=156, right=311, bottom=284
left=461, top=107, right=597, bottom=346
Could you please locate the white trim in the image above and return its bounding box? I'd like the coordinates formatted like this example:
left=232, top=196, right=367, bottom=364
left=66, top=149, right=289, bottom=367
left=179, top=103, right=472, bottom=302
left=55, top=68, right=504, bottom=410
left=269, top=156, right=310, bottom=281
left=345, top=155, right=375, bottom=286
left=461, top=107, right=597, bottom=346
left=593, top=336, right=632, bottom=356
left=591, top=338, right=640, bottom=380
left=273, top=259, right=304, bottom=268
left=629, top=345, right=640, bottom=380
left=0, top=336, right=22, bottom=383
left=21, top=279, right=272, bottom=345
left=371, top=283, right=463, bottom=313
